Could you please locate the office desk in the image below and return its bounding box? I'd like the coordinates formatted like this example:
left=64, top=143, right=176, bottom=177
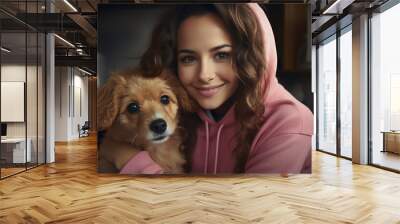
left=1, top=138, right=31, bottom=163
left=381, top=131, right=400, bottom=154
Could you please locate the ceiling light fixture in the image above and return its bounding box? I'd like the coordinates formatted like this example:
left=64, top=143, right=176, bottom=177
left=322, top=0, right=354, bottom=15
left=63, top=0, right=78, bottom=12
left=78, top=67, right=93, bottom=76
left=1, top=47, right=11, bottom=53
left=54, top=34, right=75, bottom=48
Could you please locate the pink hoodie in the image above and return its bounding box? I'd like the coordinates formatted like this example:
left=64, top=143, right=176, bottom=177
left=119, top=3, right=313, bottom=174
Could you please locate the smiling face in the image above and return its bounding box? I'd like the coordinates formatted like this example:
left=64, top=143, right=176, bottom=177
left=177, top=13, right=239, bottom=110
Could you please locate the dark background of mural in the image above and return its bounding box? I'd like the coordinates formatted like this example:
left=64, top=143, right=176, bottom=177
left=97, top=4, right=312, bottom=111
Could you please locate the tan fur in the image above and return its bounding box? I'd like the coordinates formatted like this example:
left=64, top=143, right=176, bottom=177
left=97, top=68, right=193, bottom=174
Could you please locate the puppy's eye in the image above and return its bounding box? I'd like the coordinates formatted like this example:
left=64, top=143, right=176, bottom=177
left=160, top=95, right=170, bottom=105
left=127, top=102, right=140, bottom=113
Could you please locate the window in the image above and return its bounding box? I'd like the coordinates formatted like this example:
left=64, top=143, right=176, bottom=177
left=317, top=36, right=337, bottom=154
left=370, top=2, right=400, bottom=171
left=339, top=28, right=352, bottom=158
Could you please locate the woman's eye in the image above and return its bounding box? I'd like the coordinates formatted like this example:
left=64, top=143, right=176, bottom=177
left=215, top=52, right=231, bottom=61
left=179, top=55, right=195, bottom=64
left=127, top=102, right=140, bottom=113
left=160, top=95, right=170, bottom=105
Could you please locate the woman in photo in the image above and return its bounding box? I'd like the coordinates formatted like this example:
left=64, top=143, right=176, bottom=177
left=126, top=3, right=313, bottom=174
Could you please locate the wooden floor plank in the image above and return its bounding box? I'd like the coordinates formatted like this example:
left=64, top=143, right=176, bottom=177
left=0, top=135, right=400, bottom=223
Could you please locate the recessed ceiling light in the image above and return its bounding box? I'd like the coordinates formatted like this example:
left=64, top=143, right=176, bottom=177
left=1, top=47, right=11, bottom=53
left=54, top=34, right=75, bottom=48
left=77, top=67, right=93, bottom=76
left=322, top=0, right=354, bottom=15
left=63, top=0, right=78, bottom=12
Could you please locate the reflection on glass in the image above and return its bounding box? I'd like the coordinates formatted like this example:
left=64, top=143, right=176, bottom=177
left=1, top=32, right=27, bottom=177
left=318, top=37, right=337, bottom=154
left=371, top=3, right=400, bottom=171
left=340, top=29, right=352, bottom=158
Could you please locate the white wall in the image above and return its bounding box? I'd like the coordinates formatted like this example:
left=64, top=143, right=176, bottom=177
left=1, top=64, right=26, bottom=81
left=55, top=67, right=89, bottom=141
left=55, top=66, right=69, bottom=141
left=76, top=70, right=89, bottom=138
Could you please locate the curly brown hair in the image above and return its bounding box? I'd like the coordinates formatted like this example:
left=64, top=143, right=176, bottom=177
left=140, top=4, right=267, bottom=173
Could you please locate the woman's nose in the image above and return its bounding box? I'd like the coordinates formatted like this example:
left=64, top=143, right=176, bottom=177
left=198, top=59, right=215, bottom=83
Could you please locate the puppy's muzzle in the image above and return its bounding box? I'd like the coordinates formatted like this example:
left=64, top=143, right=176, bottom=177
left=150, top=119, right=167, bottom=134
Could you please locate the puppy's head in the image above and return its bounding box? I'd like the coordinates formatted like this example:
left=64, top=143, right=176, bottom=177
left=121, top=75, right=180, bottom=145
left=98, top=69, right=191, bottom=145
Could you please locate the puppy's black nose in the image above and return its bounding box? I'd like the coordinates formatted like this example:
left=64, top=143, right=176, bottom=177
left=150, top=119, right=167, bottom=134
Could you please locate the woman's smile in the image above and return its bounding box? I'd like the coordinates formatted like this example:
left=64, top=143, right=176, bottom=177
left=194, top=83, right=225, bottom=97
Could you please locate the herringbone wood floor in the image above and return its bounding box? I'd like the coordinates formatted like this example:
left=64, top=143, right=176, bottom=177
left=1, top=135, right=400, bottom=224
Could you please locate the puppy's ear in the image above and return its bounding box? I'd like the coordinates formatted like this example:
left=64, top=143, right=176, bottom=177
left=160, top=70, right=198, bottom=112
left=97, top=73, right=126, bottom=130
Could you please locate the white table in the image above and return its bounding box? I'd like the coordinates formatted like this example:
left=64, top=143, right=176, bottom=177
left=1, top=138, right=31, bottom=163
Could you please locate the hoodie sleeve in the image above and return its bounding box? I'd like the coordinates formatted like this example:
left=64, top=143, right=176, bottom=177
left=245, top=133, right=312, bottom=173
left=119, top=151, right=164, bottom=174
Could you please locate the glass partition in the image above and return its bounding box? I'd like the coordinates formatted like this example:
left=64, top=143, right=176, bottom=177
left=1, top=31, right=28, bottom=177
left=0, top=1, right=46, bottom=179
left=317, top=35, right=337, bottom=155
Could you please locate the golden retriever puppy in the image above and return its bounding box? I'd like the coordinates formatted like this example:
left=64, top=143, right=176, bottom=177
left=97, top=68, right=193, bottom=174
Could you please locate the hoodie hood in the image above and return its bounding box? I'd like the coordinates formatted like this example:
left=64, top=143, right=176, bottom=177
left=248, top=3, right=279, bottom=99
left=192, top=3, right=313, bottom=174
left=196, top=3, right=277, bottom=122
